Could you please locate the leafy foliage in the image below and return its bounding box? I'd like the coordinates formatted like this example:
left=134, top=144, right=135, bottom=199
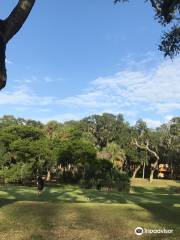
left=0, top=114, right=179, bottom=187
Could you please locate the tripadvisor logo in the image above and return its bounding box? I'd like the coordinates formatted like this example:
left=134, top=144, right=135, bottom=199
left=135, top=227, right=144, bottom=236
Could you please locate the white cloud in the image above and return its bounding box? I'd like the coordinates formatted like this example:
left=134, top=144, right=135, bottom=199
left=164, top=115, right=174, bottom=122
left=5, top=59, right=13, bottom=65
left=24, top=79, right=32, bottom=84
left=44, top=76, right=54, bottom=83
left=144, top=119, right=162, bottom=129
left=36, top=113, right=82, bottom=124
left=58, top=57, right=180, bottom=115
left=0, top=55, right=179, bottom=127
left=44, top=76, right=64, bottom=83
left=0, top=85, right=55, bottom=106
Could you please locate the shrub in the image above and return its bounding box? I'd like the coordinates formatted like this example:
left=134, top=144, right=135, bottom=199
left=1, top=163, right=33, bottom=184
left=80, top=179, right=94, bottom=189
left=113, top=171, right=130, bottom=192
left=94, top=159, right=130, bottom=192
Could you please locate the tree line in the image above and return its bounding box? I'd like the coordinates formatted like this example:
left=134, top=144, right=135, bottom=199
left=0, top=114, right=179, bottom=190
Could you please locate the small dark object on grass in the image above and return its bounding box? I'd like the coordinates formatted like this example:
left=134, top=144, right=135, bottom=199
left=37, top=176, right=44, bottom=196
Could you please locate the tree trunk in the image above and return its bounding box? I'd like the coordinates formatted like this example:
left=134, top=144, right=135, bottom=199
left=149, top=169, right=155, bottom=182
left=170, top=162, right=173, bottom=179
left=142, top=162, right=145, bottom=179
left=149, top=159, right=159, bottom=182
left=132, top=164, right=141, bottom=178
left=83, top=167, right=86, bottom=181
left=46, top=170, right=51, bottom=181
left=58, top=164, right=63, bottom=171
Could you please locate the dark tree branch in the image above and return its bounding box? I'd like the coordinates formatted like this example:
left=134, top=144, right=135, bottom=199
left=158, top=0, right=180, bottom=24
left=160, top=26, right=180, bottom=58
left=149, top=0, right=160, bottom=12
left=4, top=0, right=36, bottom=43
left=0, top=0, right=36, bottom=90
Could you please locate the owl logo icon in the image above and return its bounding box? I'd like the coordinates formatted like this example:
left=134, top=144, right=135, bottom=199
left=135, top=227, right=144, bottom=235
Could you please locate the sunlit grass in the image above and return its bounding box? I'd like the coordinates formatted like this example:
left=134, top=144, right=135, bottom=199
left=0, top=179, right=179, bottom=240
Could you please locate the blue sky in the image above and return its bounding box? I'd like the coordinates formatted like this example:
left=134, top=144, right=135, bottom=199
left=0, top=0, right=179, bottom=128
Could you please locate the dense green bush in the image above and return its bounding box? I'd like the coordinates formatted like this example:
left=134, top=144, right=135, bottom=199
left=79, top=159, right=130, bottom=192
left=0, top=163, right=33, bottom=184
left=114, top=171, right=130, bottom=192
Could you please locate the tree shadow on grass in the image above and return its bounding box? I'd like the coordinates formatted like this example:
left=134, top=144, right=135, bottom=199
left=0, top=201, right=63, bottom=240
left=129, top=186, right=180, bottom=228
left=131, top=185, right=180, bottom=194
left=0, top=184, right=180, bottom=230
left=0, top=185, right=128, bottom=207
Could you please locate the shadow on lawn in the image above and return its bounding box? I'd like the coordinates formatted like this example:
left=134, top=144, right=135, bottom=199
left=1, top=200, right=62, bottom=240
left=131, top=185, right=180, bottom=194
left=0, top=184, right=180, bottom=228
left=0, top=185, right=128, bottom=206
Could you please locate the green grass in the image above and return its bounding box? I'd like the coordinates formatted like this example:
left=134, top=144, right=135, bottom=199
left=0, top=179, right=180, bottom=240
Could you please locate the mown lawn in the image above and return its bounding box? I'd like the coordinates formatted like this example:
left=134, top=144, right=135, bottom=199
left=0, top=179, right=179, bottom=240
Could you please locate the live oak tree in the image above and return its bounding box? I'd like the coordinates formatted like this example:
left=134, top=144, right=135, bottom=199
left=131, top=120, right=149, bottom=179
left=82, top=113, right=119, bottom=149
left=132, top=138, right=160, bottom=182
left=0, top=0, right=36, bottom=90
left=157, top=117, right=180, bottom=179
left=0, top=124, right=43, bottom=183
left=132, top=121, right=162, bottom=182
left=114, top=0, right=180, bottom=58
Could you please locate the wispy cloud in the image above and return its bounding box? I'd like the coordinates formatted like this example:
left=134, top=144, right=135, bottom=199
left=55, top=56, right=180, bottom=127
left=143, top=119, right=162, bottom=129
left=1, top=55, right=179, bottom=128
left=58, top=57, right=180, bottom=116
left=5, top=59, right=13, bottom=65
left=44, top=76, right=54, bottom=83
left=35, top=113, right=82, bottom=124
left=44, top=76, right=64, bottom=83
left=0, top=85, right=55, bottom=106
